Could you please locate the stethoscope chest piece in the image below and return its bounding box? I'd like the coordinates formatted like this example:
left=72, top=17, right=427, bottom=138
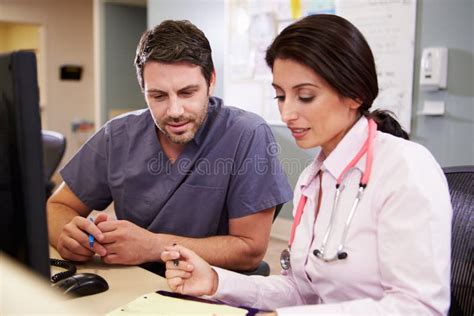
left=280, top=248, right=291, bottom=270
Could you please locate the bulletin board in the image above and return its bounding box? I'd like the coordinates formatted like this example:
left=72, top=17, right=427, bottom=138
left=224, top=0, right=417, bottom=132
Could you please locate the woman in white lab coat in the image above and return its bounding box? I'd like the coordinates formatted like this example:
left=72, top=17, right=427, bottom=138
left=160, top=14, right=452, bottom=316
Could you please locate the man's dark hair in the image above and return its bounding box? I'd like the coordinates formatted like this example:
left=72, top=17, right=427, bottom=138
left=134, top=20, right=214, bottom=90
left=266, top=14, right=408, bottom=139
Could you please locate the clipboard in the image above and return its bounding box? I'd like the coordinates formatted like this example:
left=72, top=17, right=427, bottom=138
left=156, top=290, right=260, bottom=316
left=106, top=290, right=260, bottom=316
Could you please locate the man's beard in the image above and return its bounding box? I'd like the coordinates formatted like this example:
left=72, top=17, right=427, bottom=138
left=156, top=100, right=208, bottom=144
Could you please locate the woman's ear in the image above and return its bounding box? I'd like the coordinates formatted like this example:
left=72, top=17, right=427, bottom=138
left=345, top=97, right=363, bottom=110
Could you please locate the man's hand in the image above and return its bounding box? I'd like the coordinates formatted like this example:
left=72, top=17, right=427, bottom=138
left=98, top=219, right=157, bottom=265
left=56, top=213, right=108, bottom=261
left=161, top=244, right=218, bottom=296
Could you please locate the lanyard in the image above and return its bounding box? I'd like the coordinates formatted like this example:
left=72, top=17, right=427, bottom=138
left=287, top=119, right=377, bottom=250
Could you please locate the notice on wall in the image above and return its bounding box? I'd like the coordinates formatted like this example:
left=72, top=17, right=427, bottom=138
left=225, top=0, right=417, bottom=131
left=336, top=0, right=417, bottom=132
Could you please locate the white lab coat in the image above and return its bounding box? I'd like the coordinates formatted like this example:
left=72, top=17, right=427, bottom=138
left=212, top=117, right=452, bottom=316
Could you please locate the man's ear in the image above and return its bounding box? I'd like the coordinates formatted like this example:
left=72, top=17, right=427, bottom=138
left=208, top=71, right=216, bottom=96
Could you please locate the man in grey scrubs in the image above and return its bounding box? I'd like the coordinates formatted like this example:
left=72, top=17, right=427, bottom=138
left=47, top=20, right=292, bottom=274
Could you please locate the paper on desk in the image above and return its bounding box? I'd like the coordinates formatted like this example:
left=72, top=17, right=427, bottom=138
left=106, top=292, right=247, bottom=316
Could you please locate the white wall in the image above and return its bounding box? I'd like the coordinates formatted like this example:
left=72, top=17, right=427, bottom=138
left=147, top=0, right=225, bottom=98
left=0, top=0, right=95, bottom=165
left=411, top=0, right=474, bottom=166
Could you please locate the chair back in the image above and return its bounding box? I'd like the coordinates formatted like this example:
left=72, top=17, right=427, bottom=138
left=443, top=165, right=473, bottom=316
left=273, top=203, right=284, bottom=222
left=42, top=130, right=66, bottom=197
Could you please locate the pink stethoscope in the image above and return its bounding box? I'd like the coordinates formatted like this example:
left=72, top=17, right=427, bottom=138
left=280, top=119, right=377, bottom=270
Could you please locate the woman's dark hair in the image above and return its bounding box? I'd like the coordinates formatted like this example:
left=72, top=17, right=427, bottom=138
left=134, top=20, right=214, bottom=90
left=265, top=14, right=408, bottom=139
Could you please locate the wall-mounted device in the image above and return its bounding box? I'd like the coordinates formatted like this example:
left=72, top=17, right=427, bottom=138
left=60, top=65, right=82, bottom=80
left=420, top=47, right=448, bottom=91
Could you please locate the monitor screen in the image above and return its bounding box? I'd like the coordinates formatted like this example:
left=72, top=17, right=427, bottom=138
left=0, top=51, right=50, bottom=280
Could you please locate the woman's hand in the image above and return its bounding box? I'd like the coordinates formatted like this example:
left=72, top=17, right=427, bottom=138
left=161, top=244, right=218, bottom=296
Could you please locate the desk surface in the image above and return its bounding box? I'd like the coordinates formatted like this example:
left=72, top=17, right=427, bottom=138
left=49, top=247, right=169, bottom=314
left=1, top=247, right=169, bottom=315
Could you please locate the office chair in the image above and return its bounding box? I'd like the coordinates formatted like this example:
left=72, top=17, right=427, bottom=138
left=42, top=130, right=66, bottom=198
left=238, top=203, right=284, bottom=276
left=443, top=165, right=473, bottom=316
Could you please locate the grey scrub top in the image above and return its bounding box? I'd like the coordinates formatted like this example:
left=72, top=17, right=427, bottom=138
left=60, top=97, right=293, bottom=237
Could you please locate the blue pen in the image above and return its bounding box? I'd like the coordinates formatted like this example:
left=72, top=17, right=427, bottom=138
left=88, top=217, right=95, bottom=249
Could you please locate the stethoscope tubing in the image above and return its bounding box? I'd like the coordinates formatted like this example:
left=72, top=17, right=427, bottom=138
left=281, top=119, right=377, bottom=269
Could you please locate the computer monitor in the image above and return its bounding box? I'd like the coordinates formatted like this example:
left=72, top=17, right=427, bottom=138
left=0, top=51, right=50, bottom=280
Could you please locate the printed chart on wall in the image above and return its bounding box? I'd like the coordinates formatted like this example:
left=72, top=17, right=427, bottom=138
left=337, top=0, right=417, bottom=132
left=225, top=0, right=417, bottom=132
